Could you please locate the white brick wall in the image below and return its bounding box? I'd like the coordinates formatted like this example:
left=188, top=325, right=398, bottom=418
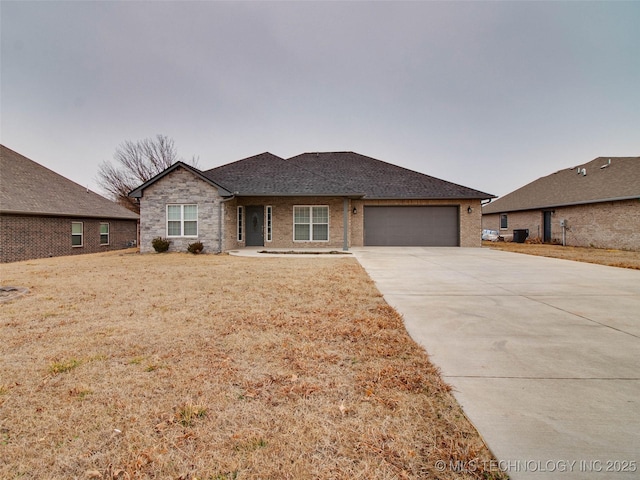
left=139, top=167, right=223, bottom=253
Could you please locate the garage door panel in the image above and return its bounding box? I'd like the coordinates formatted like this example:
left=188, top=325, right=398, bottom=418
left=364, top=206, right=459, bottom=246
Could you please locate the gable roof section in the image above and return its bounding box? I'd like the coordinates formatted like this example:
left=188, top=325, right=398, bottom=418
left=128, top=161, right=232, bottom=198
left=129, top=150, right=494, bottom=200
left=1, top=145, right=139, bottom=220
left=483, top=156, right=640, bottom=214
left=287, top=152, right=494, bottom=200
left=203, top=152, right=360, bottom=196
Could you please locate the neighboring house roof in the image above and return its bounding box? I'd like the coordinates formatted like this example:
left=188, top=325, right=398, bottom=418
left=128, top=161, right=232, bottom=198
left=1, top=145, right=139, bottom=220
left=483, top=156, right=640, bottom=214
left=288, top=151, right=494, bottom=199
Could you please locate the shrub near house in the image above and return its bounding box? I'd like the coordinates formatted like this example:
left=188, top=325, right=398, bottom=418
left=151, top=237, right=171, bottom=253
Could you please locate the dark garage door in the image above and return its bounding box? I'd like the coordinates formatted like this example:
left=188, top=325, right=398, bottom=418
left=364, top=206, right=459, bottom=246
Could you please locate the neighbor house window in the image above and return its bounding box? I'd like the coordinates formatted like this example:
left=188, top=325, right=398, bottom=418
left=167, top=204, right=198, bottom=237
left=266, top=206, right=273, bottom=242
left=500, top=214, right=508, bottom=230
left=71, top=222, right=83, bottom=247
left=237, top=206, right=244, bottom=241
left=100, top=223, right=110, bottom=245
left=294, top=206, right=329, bottom=241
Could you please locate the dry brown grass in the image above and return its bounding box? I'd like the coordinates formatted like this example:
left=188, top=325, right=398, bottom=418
left=0, top=250, right=505, bottom=479
left=483, top=241, right=640, bottom=270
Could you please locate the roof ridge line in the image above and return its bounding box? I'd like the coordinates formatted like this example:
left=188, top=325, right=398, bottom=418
left=284, top=153, right=358, bottom=194
left=202, top=151, right=285, bottom=174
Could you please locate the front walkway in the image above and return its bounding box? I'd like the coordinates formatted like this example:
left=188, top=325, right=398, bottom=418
left=351, top=247, right=640, bottom=480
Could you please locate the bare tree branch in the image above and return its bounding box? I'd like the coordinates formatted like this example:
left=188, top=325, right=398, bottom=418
left=96, top=134, right=196, bottom=213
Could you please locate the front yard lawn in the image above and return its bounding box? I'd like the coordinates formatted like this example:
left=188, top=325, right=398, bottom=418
left=0, top=251, right=505, bottom=479
left=483, top=241, right=640, bottom=270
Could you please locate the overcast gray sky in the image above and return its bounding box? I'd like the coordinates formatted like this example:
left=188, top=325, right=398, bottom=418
left=2, top=1, right=639, bottom=198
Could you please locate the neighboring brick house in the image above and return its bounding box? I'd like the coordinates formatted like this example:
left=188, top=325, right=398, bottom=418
left=482, top=156, right=640, bottom=250
left=129, top=151, right=494, bottom=253
left=1, top=145, right=139, bottom=263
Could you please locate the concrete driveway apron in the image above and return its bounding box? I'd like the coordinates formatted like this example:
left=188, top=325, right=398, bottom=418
left=352, top=247, right=640, bottom=480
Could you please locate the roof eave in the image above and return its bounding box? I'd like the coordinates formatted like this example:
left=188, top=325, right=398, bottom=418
left=364, top=195, right=496, bottom=201
left=483, top=195, right=640, bottom=214
left=0, top=209, right=139, bottom=220
left=234, top=192, right=366, bottom=198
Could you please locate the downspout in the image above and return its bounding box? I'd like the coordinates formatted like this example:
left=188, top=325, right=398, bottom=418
left=219, top=195, right=236, bottom=253
left=343, top=198, right=349, bottom=251
left=136, top=198, right=141, bottom=248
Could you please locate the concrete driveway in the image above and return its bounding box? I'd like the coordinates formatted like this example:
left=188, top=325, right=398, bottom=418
left=352, top=247, right=640, bottom=480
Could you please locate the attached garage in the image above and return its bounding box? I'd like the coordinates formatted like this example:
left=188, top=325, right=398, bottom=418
left=364, top=206, right=460, bottom=246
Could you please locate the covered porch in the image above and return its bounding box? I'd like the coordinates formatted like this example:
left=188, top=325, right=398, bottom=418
left=223, top=196, right=356, bottom=251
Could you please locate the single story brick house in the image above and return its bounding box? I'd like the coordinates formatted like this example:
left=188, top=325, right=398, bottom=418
left=482, top=156, right=640, bottom=250
left=0, top=145, right=139, bottom=263
left=129, top=151, right=494, bottom=253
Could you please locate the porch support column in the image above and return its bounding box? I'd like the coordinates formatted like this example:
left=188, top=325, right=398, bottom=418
left=343, top=197, right=349, bottom=251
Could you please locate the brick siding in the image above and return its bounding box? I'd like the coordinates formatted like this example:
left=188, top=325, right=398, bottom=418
left=0, top=214, right=138, bottom=263
left=223, top=197, right=347, bottom=250
left=482, top=211, right=542, bottom=238
left=482, top=199, right=640, bottom=250
left=139, top=167, right=223, bottom=253
left=223, top=197, right=483, bottom=249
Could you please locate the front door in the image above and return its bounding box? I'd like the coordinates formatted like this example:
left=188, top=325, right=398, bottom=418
left=543, top=211, right=552, bottom=243
left=245, top=206, right=264, bottom=246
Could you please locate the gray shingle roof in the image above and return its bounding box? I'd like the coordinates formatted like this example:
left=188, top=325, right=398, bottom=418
left=288, top=152, right=494, bottom=199
left=1, top=145, right=139, bottom=220
left=483, top=156, right=640, bottom=214
left=203, top=152, right=359, bottom=196
left=202, top=151, right=493, bottom=199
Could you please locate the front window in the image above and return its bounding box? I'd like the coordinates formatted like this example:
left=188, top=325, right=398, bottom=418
left=294, top=206, right=329, bottom=242
left=266, top=206, right=273, bottom=242
left=237, top=206, right=244, bottom=241
left=500, top=214, right=508, bottom=230
left=100, top=223, right=110, bottom=245
left=167, top=204, right=198, bottom=237
left=71, top=222, right=83, bottom=247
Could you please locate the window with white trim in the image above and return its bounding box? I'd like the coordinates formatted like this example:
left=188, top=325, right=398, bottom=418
left=500, top=214, right=508, bottom=230
left=71, top=222, right=83, bottom=247
left=294, top=206, right=329, bottom=242
left=100, top=222, right=110, bottom=245
left=167, top=204, right=198, bottom=237
left=266, top=206, right=272, bottom=242
left=237, top=206, right=244, bottom=241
